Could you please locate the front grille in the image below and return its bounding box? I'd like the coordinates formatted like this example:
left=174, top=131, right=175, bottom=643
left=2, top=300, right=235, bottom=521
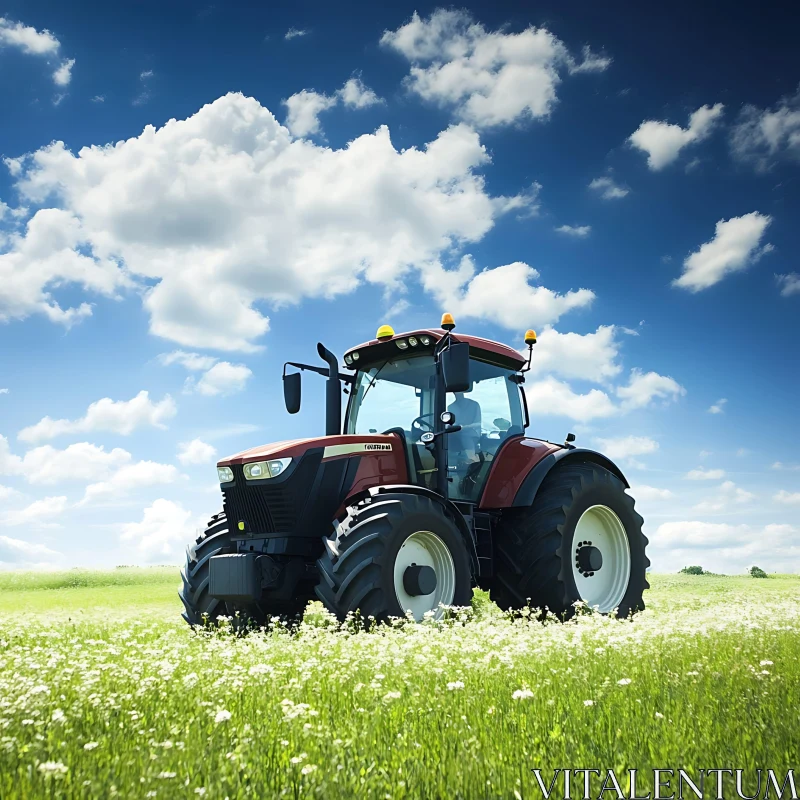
left=222, top=452, right=321, bottom=534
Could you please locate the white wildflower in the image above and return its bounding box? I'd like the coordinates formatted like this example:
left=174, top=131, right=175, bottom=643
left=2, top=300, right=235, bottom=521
left=214, top=710, right=232, bottom=723
left=83, top=742, right=99, bottom=751
left=301, top=764, right=317, bottom=775
left=760, top=660, right=773, bottom=666
left=38, top=761, right=68, bottom=777
left=51, top=709, right=66, bottom=724
left=617, top=678, right=632, bottom=686
left=447, top=681, right=465, bottom=691
left=655, top=712, right=665, bottom=719
left=383, top=691, right=402, bottom=701
left=512, top=689, right=534, bottom=700
left=583, top=699, right=594, bottom=706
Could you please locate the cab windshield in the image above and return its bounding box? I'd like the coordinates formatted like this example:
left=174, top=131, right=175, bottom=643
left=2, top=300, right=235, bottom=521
left=345, top=354, right=525, bottom=502
left=346, top=356, right=436, bottom=435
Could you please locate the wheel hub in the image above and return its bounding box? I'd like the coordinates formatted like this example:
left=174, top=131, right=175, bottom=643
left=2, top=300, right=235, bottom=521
left=393, top=531, right=456, bottom=621
left=403, top=564, right=437, bottom=596
left=576, top=542, right=603, bottom=576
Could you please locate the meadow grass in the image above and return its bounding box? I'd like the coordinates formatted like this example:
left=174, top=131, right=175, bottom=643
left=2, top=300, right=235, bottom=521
left=0, top=570, right=798, bottom=799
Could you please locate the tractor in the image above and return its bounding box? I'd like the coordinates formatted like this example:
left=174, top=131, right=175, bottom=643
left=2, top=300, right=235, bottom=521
left=180, top=315, right=648, bottom=625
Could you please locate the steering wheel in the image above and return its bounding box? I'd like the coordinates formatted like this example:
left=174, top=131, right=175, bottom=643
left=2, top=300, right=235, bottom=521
left=411, top=414, right=435, bottom=441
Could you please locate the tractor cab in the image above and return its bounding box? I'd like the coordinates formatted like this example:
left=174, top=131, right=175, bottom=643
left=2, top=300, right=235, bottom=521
left=342, top=326, right=528, bottom=504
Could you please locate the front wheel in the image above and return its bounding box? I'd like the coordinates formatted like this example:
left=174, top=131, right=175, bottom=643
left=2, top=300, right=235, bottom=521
left=316, top=492, right=473, bottom=622
left=491, top=463, right=649, bottom=617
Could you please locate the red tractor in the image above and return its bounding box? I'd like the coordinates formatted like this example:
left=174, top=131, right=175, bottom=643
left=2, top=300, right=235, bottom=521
left=180, top=316, right=648, bottom=625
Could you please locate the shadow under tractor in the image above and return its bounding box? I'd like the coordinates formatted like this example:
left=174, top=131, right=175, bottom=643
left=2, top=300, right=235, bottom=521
left=180, top=315, right=648, bottom=625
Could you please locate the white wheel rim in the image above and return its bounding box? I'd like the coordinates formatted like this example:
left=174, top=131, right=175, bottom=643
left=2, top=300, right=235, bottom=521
left=571, top=505, right=630, bottom=613
left=393, top=531, right=456, bottom=621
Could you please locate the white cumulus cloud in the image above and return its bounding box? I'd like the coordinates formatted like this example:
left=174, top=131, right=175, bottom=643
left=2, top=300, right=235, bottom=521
left=2, top=495, right=68, bottom=526
left=525, top=377, right=617, bottom=422
left=629, top=103, right=724, bottom=170
left=685, top=467, right=726, bottom=481
left=177, top=439, right=217, bottom=465
left=616, top=369, right=685, bottom=410
left=381, top=9, right=609, bottom=129
left=160, top=351, right=252, bottom=397
left=18, top=391, right=176, bottom=444
left=0, top=533, right=61, bottom=566
left=81, top=461, right=180, bottom=506
left=52, top=57, right=74, bottom=86
left=338, top=77, right=383, bottom=109
left=159, top=350, right=219, bottom=372
left=0, top=208, right=130, bottom=326
left=20, top=442, right=132, bottom=485
left=284, top=28, right=308, bottom=40
left=588, top=176, right=629, bottom=200
left=120, top=499, right=204, bottom=563
left=524, top=325, right=623, bottom=383
left=673, top=212, right=773, bottom=292
left=776, top=273, right=800, bottom=297
left=283, top=89, right=338, bottom=137
left=0, top=16, right=74, bottom=87
left=774, top=490, right=800, bottom=506
left=193, top=362, right=252, bottom=396
left=6, top=93, right=536, bottom=351
left=593, top=436, right=659, bottom=461
left=649, top=521, right=800, bottom=573
left=730, top=87, right=800, bottom=170
left=283, top=77, right=383, bottom=137
left=694, top=480, right=755, bottom=512
left=708, top=398, right=727, bottom=414
left=630, top=484, right=674, bottom=502
left=555, top=224, right=591, bottom=237
left=422, top=257, right=594, bottom=331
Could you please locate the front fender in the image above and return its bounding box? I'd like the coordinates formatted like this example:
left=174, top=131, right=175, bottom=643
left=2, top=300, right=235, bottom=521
left=512, top=448, right=629, bottom=507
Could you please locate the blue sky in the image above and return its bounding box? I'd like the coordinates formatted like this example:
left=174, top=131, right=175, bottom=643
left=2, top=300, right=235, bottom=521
left=0, top=0, right=798, bottom=573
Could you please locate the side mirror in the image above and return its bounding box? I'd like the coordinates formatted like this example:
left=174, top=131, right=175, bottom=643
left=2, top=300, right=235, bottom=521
left=283, top=372, right=301, bottom=414
left=441, top=342, right=470, bottom=393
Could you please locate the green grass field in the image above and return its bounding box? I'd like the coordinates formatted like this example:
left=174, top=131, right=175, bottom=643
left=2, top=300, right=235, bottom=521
left=1, top=569, right=798, bottom=799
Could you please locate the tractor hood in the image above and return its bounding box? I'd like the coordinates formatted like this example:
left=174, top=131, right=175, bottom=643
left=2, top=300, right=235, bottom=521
left=218, top=434, right=400, bottom=466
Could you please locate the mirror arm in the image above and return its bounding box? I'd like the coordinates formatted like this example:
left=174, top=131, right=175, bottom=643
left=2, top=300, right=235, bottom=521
left=282, top=361, right=355, bottom=385
left=283, top=361, right=329, bottom=379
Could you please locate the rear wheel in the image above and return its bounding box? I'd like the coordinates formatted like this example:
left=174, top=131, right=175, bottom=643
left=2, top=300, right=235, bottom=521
left=316, top=492, right=473, bottom=622
left=491, top=463, right=649, bottom=617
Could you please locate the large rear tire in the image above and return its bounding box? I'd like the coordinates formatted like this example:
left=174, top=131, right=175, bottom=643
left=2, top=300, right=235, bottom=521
left=316, top=492, right=473, bottom=622
left=491, top=463, right=649, bottom=617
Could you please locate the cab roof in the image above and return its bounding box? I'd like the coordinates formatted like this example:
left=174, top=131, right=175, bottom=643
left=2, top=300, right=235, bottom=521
left=344, top=328, right=525, bottom=371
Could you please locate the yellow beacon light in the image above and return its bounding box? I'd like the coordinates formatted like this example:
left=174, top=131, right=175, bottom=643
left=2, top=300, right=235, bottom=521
left=376, top=324, right=395, bottom=341
left=237, top=521, right=245, bottom=531
left=441, top=312, right=456, bottom=331
left=524, top=329, right=537, bottom=345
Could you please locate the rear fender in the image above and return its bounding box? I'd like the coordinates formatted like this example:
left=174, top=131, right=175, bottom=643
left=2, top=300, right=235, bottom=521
left=351, top=484, right=479, bottom=579
left=512, top=448, right=629, bottom=507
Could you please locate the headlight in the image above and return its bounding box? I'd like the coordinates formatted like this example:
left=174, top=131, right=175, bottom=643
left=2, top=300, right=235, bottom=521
left=344, top=354, right=353, bottom=365
left=217, top=466, right=234, bottom=483
left=408, top=336, right=418, bottom=347
left=243, top=458, right=291, bottom=480
left=352, top=351, right=359, bottom=361
left=396, top=339, right=408, bottom=350
left=420, top=335, right=431, bottom=345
